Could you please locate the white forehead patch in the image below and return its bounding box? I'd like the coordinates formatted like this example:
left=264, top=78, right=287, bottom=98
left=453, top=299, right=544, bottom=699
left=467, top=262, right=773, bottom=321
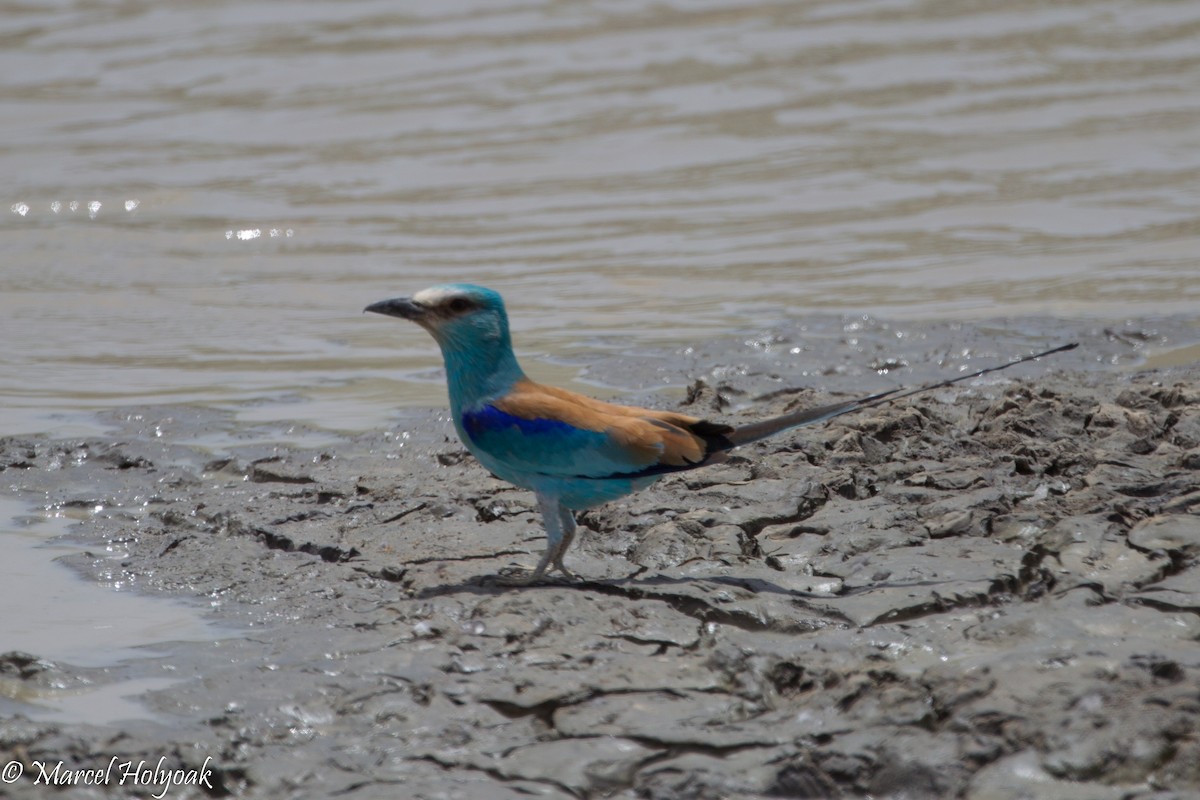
left=412, top=286, right=465, bottom=307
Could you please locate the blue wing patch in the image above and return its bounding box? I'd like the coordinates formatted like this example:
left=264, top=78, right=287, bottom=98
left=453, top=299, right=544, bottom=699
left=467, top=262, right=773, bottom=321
left=462, top=405, right=575, bottom=439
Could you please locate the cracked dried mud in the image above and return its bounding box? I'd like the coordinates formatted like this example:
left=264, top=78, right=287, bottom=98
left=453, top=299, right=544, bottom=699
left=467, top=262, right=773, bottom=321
left=2, top=317, right=1199, bottom=799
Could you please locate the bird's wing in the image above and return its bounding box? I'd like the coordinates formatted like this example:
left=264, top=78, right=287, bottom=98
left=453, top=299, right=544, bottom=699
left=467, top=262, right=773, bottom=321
left=460, top=380, right=726, bottom=480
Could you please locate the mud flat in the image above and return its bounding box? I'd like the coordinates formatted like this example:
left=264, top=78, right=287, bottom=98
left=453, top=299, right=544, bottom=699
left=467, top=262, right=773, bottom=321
left=2, top=316, right=1198, bottom=799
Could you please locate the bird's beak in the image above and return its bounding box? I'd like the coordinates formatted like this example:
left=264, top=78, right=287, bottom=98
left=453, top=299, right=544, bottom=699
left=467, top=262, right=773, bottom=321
left=364, top=297, right=426, bottom=321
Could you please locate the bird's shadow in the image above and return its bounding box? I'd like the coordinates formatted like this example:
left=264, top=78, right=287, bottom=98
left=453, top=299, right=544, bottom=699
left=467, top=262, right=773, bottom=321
left=411, top=569, right=960, bottom=602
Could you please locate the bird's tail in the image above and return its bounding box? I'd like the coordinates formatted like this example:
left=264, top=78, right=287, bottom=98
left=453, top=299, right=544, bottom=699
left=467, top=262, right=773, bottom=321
left=714, top=341, right=1079, bottom=451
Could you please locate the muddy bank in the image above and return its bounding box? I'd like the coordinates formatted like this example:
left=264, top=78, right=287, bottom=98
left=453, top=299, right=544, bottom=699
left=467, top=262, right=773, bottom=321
left=2, top=317, right=1199, bottom=799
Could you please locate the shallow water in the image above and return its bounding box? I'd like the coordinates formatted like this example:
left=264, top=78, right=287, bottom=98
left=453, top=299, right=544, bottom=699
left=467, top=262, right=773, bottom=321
left=0, top=496, right=226, bottom=722
left=3, top=0, right=1199, bottom=436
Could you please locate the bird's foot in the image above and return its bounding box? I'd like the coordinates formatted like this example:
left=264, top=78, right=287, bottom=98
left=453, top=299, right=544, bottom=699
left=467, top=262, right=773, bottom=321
left=486, top=563, right=582, bottom=586
left=551, top=561, right=582, bottom=582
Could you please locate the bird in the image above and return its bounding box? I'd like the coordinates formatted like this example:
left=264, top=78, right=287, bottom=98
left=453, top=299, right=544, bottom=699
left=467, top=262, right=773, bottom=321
left=366, top=283, right=1077, bottom=585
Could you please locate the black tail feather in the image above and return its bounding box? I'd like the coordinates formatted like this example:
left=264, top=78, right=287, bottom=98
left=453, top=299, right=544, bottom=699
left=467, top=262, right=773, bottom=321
left=718, top=342, right=1078, bottom=450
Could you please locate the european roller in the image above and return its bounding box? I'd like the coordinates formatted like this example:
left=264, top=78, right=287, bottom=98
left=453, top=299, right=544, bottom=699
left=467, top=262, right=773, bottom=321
left=367, top=284, right=1076, bottom=585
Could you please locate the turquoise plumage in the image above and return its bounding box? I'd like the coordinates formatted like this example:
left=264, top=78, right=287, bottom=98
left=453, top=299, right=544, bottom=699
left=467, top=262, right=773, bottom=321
left=366, top=284, right=1076, bottom=584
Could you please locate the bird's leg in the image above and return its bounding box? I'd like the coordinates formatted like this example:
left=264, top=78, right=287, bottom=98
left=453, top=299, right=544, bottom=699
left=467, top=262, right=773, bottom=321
left=494, top=492, right=568, bottom=586
left=549, top=505, right=579, bottom=580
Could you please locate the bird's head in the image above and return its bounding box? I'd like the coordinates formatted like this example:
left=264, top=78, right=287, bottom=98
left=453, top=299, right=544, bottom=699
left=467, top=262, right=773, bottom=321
left=364, top=283, right=516, bottom=364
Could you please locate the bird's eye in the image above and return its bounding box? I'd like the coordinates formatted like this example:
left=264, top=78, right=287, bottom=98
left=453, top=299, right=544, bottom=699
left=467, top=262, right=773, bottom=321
left=448, top=298, right=471, bottom=313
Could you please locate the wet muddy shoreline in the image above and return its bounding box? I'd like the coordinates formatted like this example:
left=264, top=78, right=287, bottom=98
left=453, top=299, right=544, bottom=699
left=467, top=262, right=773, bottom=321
left=2, top=316, right=1198, bottom=799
